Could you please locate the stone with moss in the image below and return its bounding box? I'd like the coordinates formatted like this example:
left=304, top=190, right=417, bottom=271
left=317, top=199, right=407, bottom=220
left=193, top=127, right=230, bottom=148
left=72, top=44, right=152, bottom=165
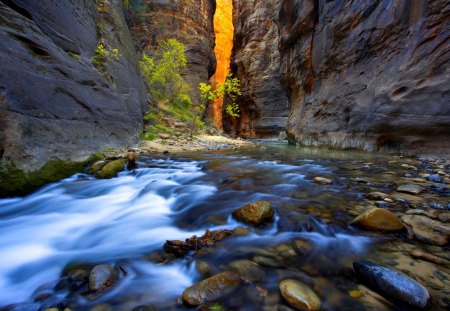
left=95, top=159, right=126, bottom=179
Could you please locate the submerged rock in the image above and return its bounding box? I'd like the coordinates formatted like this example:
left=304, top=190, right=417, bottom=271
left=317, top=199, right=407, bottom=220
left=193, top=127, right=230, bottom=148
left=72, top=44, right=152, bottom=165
left=313, top=177, right=333, bottom=185
left=96, top=159, right=126, bottom=179
left=87, top=160, right=107, bottom=175
left=182, top=271, right=242, bottom=306
left=401, top=215, right=450, bottom=246
left=353, top=260, right=430, bottom=309
left=396, top=184, right=424, bottom=195
left=279, top=279, right=321, bottom=311
left=88, top=265, right=118, bottom=292
left=350, top=208, right=404, bottom=232
left=366, top=192, right=389, bottom=201
left=232, top=201, right=274, bottom=226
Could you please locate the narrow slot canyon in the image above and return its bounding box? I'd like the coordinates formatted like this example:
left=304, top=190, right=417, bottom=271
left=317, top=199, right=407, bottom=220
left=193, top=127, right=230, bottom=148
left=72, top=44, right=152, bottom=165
left=210, top=0, right=234, bottom=130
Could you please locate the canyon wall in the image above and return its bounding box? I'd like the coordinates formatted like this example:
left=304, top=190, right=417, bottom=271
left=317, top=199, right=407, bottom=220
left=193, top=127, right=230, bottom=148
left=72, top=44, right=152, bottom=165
left=128, top=0, right=216, bottom=104
left=0, top=0, right=147, bottom=194
left=279, top=0, right=450, bottom=153
left=225, top=0, right=289, bottom=138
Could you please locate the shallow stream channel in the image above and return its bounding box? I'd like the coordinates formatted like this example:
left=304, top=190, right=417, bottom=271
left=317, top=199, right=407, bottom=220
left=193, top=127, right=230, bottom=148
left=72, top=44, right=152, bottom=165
left=0, top=145, right=449, bottom=311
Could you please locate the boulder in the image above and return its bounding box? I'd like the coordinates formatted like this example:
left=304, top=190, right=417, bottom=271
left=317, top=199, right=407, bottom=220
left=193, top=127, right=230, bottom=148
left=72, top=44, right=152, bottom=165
left=279, top=279, right=321, bottom=311
left=396, top=184, right=424, bottom=195
left=96, top=159, right=126, bottom=179
left=88, top=265, right=118, bottom=292
left=353, top=260, right=430, bottom=309
left=182, top=271, right=242, bottom=306
left=401, top=215, right=450, bottom=246
left=232, top=201, right=274, bottom=226
left=350, top=208, right=404, bottom=232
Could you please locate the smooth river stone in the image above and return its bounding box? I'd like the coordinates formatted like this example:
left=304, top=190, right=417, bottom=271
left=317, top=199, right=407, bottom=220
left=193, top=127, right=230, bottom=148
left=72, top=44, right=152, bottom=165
left=232, top=201, right=274, bottom=226
left=279, top=279, right=321, bottom=311
left=182, top=271, right=241, bottom=306
left=350, top=208, right=404, bottom=232
left=396, top=184, right=424, bottom=195
left=353, top=260, right=430, bottom=309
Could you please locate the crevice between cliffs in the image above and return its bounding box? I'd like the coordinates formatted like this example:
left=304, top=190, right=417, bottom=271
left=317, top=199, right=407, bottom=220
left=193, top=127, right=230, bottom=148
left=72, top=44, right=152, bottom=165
left=210, top=0, right=234, bottom=130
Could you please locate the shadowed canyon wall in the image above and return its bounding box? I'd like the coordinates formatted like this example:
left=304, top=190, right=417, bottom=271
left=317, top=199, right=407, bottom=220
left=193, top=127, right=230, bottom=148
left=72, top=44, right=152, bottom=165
left=128, top=0, right=217, bottom=104
left=279, top=0, right=450, bottom=153
left=0, top=0, right=146, bottom=178
left=225, top=0, right=289, bottom=138
left=210, top=0, right=234, bottom=129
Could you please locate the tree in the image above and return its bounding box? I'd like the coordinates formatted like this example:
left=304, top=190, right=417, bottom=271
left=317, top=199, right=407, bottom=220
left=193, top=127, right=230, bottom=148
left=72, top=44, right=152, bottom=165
left=139, top=38, right=189, bottom=103
left=189, top=74, right=242, bottom=137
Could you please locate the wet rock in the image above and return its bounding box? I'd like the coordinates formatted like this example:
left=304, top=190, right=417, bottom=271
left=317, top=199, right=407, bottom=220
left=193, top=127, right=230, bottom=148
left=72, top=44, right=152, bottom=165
left=132, top=305, right=158, bottom=311
left=401, top=164, right=417, bottom=170
left=401, top=215, right=450, bottom=246
left=412, top=178, right=427, bottom=183
left=95, top=159, right=126, bottom=179
left=411, top=250, right=449, bottom=266
left=232, top=201, right=274, bottom=226
left=279, top=279, right=321, bottom=311
left=428, top=174, right=443, bottom=183
left=375, top=201, right=392, bottom=209
left=353, top=260, right=430, bottom=309
left=279, top=131, right=288, bottom=140
left=366, top=192, right=389, bottom=201
left=126, top=151, right=137, bottom=170
left=438, top=212, right=450, bottom=223
left=231, top=227, right=251, bottom=237
left=164, top=229, right=234, bottom=257
left=87, top=161, right=106, bottom=175
left=350, top=208, right=404, bottom=232
left=292, top=239, right=313, bottom=256
left=182, top=271, right=242, bottom=306
left=396, top=184, right=424, bottom=195
left=229, top=259, right=265, bottom=282
left=313, top=177, right=332, bottom=185
left=88, top=265, right=118, bottom=292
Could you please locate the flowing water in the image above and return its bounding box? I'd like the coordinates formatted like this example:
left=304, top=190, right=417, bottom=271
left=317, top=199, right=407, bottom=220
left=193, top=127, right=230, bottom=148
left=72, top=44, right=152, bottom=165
left=0, top=145, right=448, bottom=310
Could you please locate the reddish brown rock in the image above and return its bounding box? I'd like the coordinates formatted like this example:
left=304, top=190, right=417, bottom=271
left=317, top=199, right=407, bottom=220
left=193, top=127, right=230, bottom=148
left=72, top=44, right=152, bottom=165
left=224, top=0, right=289, bottom=137
left=279, top=0, right=450, bottom=155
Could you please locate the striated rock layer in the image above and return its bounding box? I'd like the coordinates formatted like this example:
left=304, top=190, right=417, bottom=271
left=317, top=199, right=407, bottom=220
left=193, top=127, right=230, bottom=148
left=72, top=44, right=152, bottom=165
left=0, top=0, right=147, bottom=194
left=225, top=0, right=289, bottom=138
left=128, top=0, right=217, bottom=104
left=279, top=0, right=450, bottom=154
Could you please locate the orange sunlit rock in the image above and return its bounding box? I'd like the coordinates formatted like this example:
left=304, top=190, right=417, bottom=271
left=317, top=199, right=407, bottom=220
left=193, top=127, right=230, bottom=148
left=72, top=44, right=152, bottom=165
left=211, top=0, right=233, bottom=129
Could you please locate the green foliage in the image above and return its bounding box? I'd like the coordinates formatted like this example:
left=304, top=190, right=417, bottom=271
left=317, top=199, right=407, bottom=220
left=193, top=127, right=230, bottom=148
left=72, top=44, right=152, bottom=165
left=67, top=51, right=81, bottom=62
left=222, top=73, right=242, bottom=118
left=91, top=43, right=120, bottom=73
left=140, top=39, right=189, bottom=102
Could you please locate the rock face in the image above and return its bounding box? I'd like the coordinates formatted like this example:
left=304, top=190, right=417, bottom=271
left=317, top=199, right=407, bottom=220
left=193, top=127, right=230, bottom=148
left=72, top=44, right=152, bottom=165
left=353, top=260, right=430, bottom=309
left=278, top=0, right=450, bottom=154
left=127, top=0, right=216, bottom=104
left=224, top=0, right=289, bottom=138
left=0, top=0, right=147, bottom=192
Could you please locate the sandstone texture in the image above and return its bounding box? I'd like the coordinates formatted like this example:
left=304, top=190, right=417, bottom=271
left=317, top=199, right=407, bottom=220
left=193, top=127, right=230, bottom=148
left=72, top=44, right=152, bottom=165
left=278, top=0, right=450, bottom=154
left=224, top=0, right=289, bottom=138
left=127, top=0, right=216, bottom=103
left=0, top=0, right=147, bottom=192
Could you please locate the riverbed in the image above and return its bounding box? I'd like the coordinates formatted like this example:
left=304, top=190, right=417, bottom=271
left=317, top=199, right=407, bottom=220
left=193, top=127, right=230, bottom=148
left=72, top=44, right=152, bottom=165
left=0, top=145, right=448, bottom=310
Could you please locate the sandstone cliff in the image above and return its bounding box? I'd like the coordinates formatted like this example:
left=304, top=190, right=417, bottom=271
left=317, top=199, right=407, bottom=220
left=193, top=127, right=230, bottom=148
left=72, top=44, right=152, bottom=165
left=0, top=0, right=147, bottom=194
left=225, top=0, right=289, bottom=138
left=279, top=0, right=450, bottom=153
left=127, top=0, right=216, bottom=104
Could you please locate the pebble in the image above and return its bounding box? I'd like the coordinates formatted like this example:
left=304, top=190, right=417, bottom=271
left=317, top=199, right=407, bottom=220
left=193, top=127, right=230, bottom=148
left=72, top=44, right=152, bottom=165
left=313, top=177, right=332, bottom=185
left=350, top=208, right=404, bottom=232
